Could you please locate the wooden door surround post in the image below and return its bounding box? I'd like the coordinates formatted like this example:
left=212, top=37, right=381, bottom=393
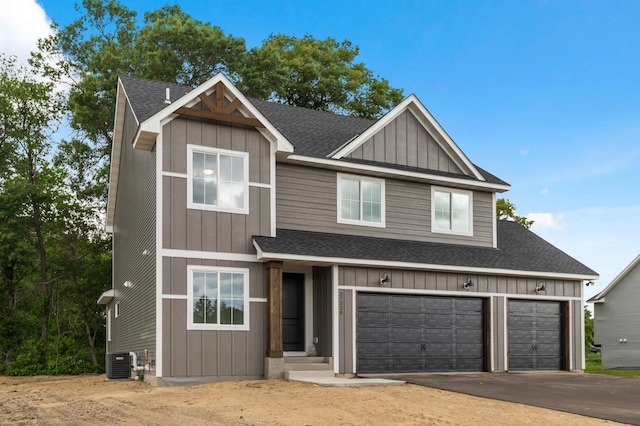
left=266, top=261, right=284, bottom=358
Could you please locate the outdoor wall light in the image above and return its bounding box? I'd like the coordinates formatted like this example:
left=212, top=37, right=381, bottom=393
left=463, top=280, right=474, bottom=291
left=585, top=281, right=595, bottom=286
left=535, top=282, right=546, bottom=294
left=380, top=273, right=391, bottom=286
left=123, top=280, right=133, bottom=288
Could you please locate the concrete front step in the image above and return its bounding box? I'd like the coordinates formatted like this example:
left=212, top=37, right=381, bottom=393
left=285, top=363, right=333, bottom=371
left=285, top=369, right=336, bottom=380
left=284, top=356, right=332, bottom=364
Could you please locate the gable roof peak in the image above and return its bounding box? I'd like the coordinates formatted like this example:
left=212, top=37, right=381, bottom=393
left=330, top=93, right=485, bottom=181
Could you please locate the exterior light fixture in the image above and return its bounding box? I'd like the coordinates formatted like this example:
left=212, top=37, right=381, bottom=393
left=463, top=279, right=474, bottom=291
left=535, top=282, right=546, bottom=294
left=585, top=281, right=595, bottom=286
left=124, top=280, right=133, bottom=288
left=380, top=273, right=391, bottom=286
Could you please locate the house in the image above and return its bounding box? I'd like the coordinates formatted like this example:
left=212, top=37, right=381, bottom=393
left=98, top=73, right=598, bottom=386
left=588, top=254, right=640, bottom=368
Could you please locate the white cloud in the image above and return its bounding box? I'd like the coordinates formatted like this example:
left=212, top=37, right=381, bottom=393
left=540, top=188, right=549, bottom=195
left=528, top=212, right=565, bottom=232
left=1, top=0, right=53, bottom=65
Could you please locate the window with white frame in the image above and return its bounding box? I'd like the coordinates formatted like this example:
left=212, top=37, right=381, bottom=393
left=187, top=145, right=249, bottom=214
left=432, top=187, right=473, bottom=235
left=337, top=174, right=385, bottom=227
left=115, top=302, right=120, bottom=318
left=187, top=266, right=249, bottom=331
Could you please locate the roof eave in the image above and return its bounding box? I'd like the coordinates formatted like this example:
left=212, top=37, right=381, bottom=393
left=136, top=73, right=294, bottom=154
left=97, top=289, right=115, bottom=305
left=284, top=154, right=511, bottom=192
left=254, top=247, right=598, bottom=281
left=589, top=253, right=640, bottom=301
left=106, top=78, right=138, bottom=229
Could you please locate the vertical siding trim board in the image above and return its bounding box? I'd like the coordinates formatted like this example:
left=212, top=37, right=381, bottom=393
left=332, top=265, right=340, bottom=374
left=492, top=193, right=497, bottom=248
left=352, top=289, right=357, bottom=373
left=503, top=296, right=508, bottom=371
left=270, top=140, right=276, bottom=237
left=489, top=296, right=495, bottom=371
left=156, top=132, right=164, bottom=378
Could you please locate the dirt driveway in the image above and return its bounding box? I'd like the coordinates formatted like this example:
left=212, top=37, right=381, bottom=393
left=384, top=372, right=640, bottom=425
left=0, top=375, right=623, bottom=425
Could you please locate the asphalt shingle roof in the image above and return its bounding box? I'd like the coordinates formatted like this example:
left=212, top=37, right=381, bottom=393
left=117, top=75, right=506, bottom=186
left=254, top=221, right=597, bottom=277
left=119, top=75, right=193, bottom=123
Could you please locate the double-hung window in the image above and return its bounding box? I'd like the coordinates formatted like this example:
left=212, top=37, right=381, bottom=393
left=337, top=173, right=385, bottom=227
left=431, top=186, right=473, bottom=235
left=188, top=145, right=249, bottom=214
left=187, top=266, right=249, bottom=331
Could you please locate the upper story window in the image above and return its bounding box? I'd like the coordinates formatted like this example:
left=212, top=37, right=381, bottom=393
left=187, top=145, right=249, bottom=214
left=337, top=173, right=385, bottom=227
left=187, top=266, right=249, bottom=331
left=431, top=186, right=473, bottom=236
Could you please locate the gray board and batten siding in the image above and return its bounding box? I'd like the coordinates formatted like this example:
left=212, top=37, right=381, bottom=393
left=594, top=263, right=640, bottom=369
left=160, top=259, right=266, bottom=385
left=346, top=109, right=464, bottom=174
left=110, top=102, right=157, bottom=356
left=158, top=114, right=272, bottom=384
left=336, top=266, right=584, bottom=375
left=161, top=116, right=272, bottom=253
left=276, top=163, right=495, bottom=247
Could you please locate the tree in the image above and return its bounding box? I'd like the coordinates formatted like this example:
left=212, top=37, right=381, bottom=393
left=242, top=34, right=404, bottom=118
left=585, top=305, right=595, bottom=349
left=496, top=198, right=534, bottom=228
left=0, top=54, right=66, bottom=368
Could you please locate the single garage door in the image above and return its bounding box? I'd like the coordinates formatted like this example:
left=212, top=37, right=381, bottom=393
left=508, top=300, right=565, bottom=371
left=357, top=293, right=485, bottom=374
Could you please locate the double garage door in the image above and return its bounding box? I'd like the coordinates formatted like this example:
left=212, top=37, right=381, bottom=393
left=357, top=293, right=486, bottom=374
left=357, top=294, right=565, bottom=374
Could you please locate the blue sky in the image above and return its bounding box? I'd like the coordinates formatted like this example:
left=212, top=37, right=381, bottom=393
left=4, top=0, right=640, bottom=303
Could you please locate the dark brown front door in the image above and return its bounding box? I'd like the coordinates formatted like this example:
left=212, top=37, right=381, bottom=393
left=282, top=273, right=305, bottom=352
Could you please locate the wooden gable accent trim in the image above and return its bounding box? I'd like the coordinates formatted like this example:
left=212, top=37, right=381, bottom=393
left=175, top=82, right=263, bottom=128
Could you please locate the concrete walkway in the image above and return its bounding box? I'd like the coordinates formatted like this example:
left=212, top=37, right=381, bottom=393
left=288, top=375, right=405, bottom=387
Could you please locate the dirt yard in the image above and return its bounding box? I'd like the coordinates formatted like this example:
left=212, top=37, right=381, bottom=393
left=0, top=375, right=621, bottom=425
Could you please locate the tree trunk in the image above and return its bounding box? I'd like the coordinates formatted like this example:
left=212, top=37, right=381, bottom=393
left=33, top=203, right=49, bottom=368
left=85, top=320, right=98, bottom=365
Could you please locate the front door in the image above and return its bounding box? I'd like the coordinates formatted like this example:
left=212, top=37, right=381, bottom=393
left=282, top=273, right=305, bottom=352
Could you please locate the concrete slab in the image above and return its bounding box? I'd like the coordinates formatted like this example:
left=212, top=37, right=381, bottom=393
left=288, top=376, right=405, bottom=387
left=379, top=372, right=640, bottom=425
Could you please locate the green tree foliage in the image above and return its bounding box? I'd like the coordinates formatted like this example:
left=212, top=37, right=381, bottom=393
left=585, top=305, right=595, bottom=348
left=242, top=34, right=404, bottom=118
left=34, top=0, right=403, bottom=180
left=496, top=198, right=534, bottom=229
left=0, top=54, right=110, bottom=374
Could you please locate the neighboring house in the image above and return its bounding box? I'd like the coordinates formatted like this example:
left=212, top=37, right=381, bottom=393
left=588, top=254, right=640, bottom=369
left=98, top=73, right=598, bottom=386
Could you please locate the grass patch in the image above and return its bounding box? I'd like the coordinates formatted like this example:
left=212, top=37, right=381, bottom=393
left=585, top=352, right=640, bottom=378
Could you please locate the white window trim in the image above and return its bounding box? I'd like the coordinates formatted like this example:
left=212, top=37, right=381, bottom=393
left=187, top=144, right=249, bottom=214
left=431, top=186, right=473, bottom=236
left=106, top=308, right=112, bottom=341
left=114, top=302, right=120, bottom=318
left=337, top=173, right=386, bottom=228
left=187, top=265, right=250, bottom=331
